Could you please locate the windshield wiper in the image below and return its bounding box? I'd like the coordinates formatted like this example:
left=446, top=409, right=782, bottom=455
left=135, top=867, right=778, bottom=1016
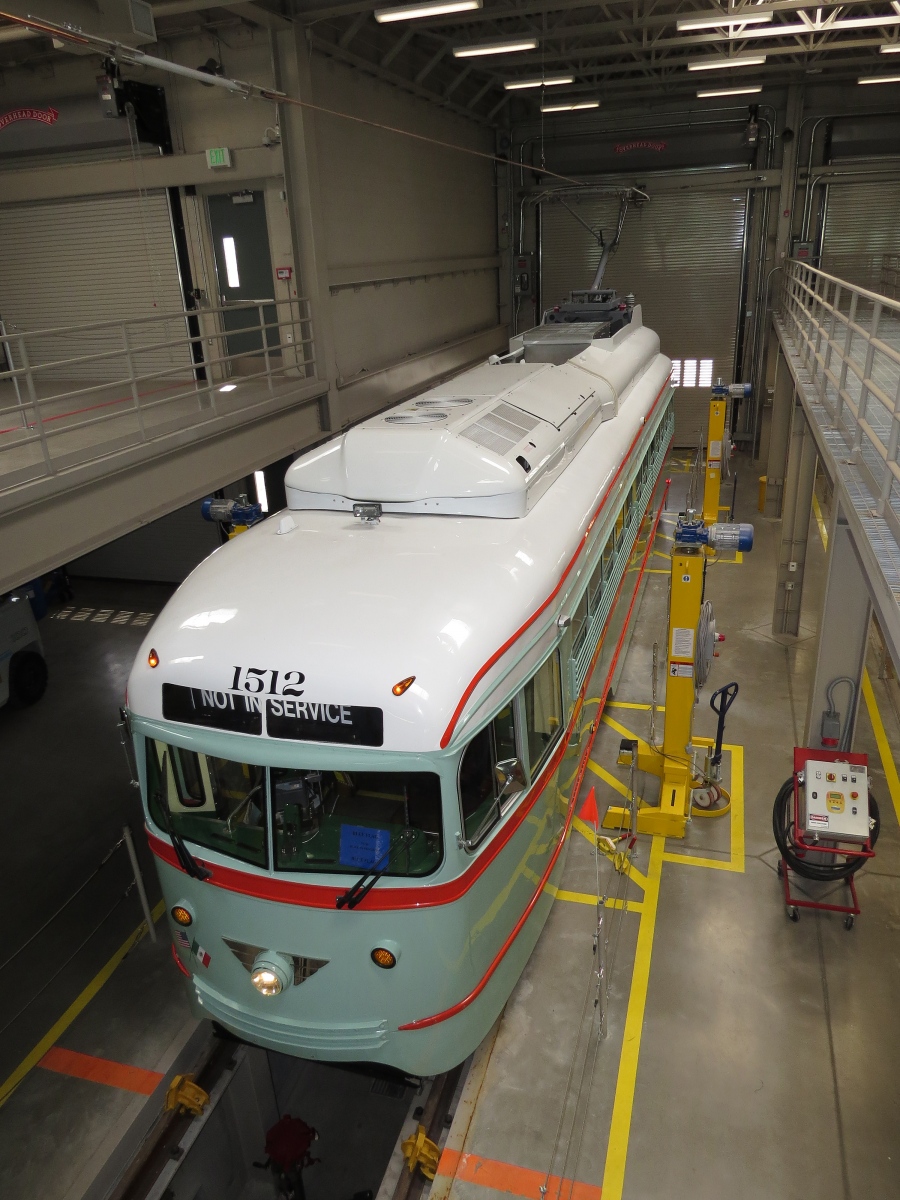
left=335, top=828, right=419, bottom=911
left=158, top=751, right=212, bottom=882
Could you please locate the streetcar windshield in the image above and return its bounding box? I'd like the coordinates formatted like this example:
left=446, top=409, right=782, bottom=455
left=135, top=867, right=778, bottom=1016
left=146, top=740, right=268, bottom=868
left=271, top=768, right=442, bottom=876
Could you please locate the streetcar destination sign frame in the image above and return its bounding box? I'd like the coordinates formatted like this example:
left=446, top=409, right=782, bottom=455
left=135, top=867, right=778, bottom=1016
left=161, top=684, right=383, bottom=746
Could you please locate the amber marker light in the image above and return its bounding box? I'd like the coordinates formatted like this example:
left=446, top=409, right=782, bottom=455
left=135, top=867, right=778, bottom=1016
left=392, top=676, right=416, bottom=696
left=371, top=947, right=397, bottom=969
left=148, top=648, right=159, bottom=668
left=171, top=905, right=193, bottom=926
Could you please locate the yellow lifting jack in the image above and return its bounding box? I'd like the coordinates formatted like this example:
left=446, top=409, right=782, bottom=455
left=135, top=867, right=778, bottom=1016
left=602, top=503, right=753, bottom=838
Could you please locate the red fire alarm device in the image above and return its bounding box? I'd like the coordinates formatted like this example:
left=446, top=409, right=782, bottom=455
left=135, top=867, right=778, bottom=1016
left=276, top=266, right=293, bottom=281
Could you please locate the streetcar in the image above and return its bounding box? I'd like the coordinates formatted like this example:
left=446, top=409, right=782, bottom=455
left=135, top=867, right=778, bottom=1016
left=126, top=297, right=674, bottom=1076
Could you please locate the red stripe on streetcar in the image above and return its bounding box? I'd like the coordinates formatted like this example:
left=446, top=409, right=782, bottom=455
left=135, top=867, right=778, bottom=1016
left=439, top=378, right=670, bottom=750
left=397, top=478, right=669, bottom=1031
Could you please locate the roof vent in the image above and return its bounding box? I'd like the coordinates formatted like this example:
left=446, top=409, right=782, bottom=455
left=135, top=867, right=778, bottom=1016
left=460, top=401, right=541, bottom=455
left=384, top=411, right=448, bottom=424
left=414, top=397, right=474, bottom=408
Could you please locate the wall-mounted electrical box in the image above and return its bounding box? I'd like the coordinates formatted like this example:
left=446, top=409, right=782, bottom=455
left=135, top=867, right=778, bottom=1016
left=514, top=253, right=533, bottom=296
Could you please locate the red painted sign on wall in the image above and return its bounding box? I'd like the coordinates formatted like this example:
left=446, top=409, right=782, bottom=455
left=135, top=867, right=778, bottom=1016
left=0, top=106, right=59, bottom=132
left=614, top=139, right=667, bottom=154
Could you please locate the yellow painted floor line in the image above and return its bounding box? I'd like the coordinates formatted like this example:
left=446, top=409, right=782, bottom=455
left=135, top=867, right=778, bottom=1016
left=572, top=816, right=649, bottom=892
left=550, top=887, right=644, bottom=914
left=0, top=900, right=165, bottom=1109
left=601, top=835, right=665, bottom=1200
left=587, top=758, right=632, bottom=799
left=601, top=712, right=642, bottom=742
left=608, top=701, right=662, bottom=711
left=812, top=491, right=829, bottom=549
left=862, top=668, right=900, bottom=826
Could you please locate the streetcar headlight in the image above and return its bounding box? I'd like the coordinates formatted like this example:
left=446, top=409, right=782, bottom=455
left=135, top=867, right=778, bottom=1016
left=250, top=951, right=293, bottom=996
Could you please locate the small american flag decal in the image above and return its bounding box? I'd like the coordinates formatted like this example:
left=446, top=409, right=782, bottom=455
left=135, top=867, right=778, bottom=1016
left=176, top=929, right=191, bottom=949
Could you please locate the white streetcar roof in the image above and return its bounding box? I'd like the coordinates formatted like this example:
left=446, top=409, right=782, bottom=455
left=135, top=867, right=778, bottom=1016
left=129, top=330, right=671, bottom=754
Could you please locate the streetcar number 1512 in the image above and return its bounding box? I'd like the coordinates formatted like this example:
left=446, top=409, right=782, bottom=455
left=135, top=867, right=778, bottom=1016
left=230, top=666, right=305, bottom=696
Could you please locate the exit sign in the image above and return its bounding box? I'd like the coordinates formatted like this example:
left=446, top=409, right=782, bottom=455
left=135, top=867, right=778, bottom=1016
left=206, top=147, right=232, bottom=169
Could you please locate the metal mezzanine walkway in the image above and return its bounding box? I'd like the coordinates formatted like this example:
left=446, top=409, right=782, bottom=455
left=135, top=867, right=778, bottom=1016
left=774, top=261, right=900, bottom=663
left=0, top=299, right=326, bottom=594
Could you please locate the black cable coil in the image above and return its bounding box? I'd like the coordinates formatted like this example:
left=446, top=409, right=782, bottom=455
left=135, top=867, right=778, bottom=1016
left=772, top=776, right=880, bottom=881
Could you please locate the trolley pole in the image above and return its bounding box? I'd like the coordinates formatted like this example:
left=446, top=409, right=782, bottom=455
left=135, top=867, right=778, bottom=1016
left=123, top=824, right=158, bottom=943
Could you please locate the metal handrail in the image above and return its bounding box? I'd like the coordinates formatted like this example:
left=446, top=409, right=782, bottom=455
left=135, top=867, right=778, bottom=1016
left=0, top=297, right=319, bottom=491
left=779, top=260, right=900, bottom=550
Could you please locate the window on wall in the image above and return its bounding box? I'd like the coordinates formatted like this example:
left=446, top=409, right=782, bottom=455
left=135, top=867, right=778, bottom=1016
left=671, top=359, right=714, bottom=388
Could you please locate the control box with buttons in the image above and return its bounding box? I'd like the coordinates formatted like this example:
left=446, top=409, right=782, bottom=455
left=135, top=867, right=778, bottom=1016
left=803, top=758, right=870, bottom=843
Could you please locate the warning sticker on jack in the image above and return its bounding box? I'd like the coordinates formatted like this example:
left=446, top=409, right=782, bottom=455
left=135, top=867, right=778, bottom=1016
left=669, top=662, right=694, bottom=678
left=671, top=626, right=695, bottom=657
left=808, top=812, right=829, bottom=829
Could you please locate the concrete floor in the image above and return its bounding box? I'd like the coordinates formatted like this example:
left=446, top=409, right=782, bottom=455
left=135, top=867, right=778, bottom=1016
left=438, top=452, right=900, bottom=1200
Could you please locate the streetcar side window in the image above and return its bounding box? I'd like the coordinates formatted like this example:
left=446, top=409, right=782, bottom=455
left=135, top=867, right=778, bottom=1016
left=270, top=768, right=442, bottom=876
left=146, top=740, right=267, bottom=868
left=571, top=590, right=589, bottom=657
left=459, top=702, right=519, bottom=847
left=523, top=652, right=563, bottom=776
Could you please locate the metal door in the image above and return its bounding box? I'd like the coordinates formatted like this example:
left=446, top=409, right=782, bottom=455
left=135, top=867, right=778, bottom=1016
left=540, top=190, right=747, bottom=444
left=207, top=191, right=278, bottom=361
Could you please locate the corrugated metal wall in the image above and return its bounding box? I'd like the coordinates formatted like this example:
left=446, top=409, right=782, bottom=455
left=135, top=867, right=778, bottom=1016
left=540, top=190, right=747, bottom=443
left=0, top=190, right=191, bottom=382
left=820, top=181, right=900, bottom=291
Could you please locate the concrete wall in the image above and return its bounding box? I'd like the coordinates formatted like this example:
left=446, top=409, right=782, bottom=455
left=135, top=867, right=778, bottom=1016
left=0, top=24, right=504, bottom=587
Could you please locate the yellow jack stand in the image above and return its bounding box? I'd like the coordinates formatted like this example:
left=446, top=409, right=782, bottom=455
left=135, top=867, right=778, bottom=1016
left=701, top=395, right=727, bottom=526
left=603, top=544, right=705, bottom=838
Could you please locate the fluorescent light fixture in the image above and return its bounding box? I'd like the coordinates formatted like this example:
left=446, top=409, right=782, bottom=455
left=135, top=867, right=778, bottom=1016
left=504, top=75, right=574, bottom=90
left=374, top=0, right=481, bottom=22
left=746, top=14, right=900, bottom=37
left=254, top=470, right=269, bottom=512
left=697, top=85, right=763, bottom=97
left=540, top=101, right=600, bottom=112
left=219, top=383, right=237, bottom=392
left=677, top=12, right=773, bottom=31
left=222, top=237, right=240, bottom=288
left=859, top=73, right=900, bottom=83
left=453, top=37, right=538, bottom=57
left=688, top=55, right=766, bottom=71
left=880, top=43, right=900, bottom=52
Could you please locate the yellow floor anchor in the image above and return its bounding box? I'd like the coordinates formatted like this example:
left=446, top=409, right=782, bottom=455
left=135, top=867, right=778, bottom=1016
left=401, top=1124, right=441, bottom=1180
left=164, top=1074, right=210, bottom=1117
left=603, top=508, right=753, bottom=839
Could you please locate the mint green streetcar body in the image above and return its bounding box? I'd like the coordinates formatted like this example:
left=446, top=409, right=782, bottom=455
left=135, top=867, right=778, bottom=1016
left=127, top=337, right=674, bottom=1076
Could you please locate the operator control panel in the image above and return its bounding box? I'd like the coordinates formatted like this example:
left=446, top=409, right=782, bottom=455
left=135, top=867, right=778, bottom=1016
left=803, top=759, right=870, bottom=843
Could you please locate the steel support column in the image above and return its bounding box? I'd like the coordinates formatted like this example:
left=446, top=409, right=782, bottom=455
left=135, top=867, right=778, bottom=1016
left=274, top=26, right=341, bottom=429
left=772, top=398, right=817, bottom=636
left=803, top=502, right=872, bottom=750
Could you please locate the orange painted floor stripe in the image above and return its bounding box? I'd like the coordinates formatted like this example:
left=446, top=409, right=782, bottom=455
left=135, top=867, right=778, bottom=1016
left=438, top=1149, right=602, bottom=1200
left=38, top=1046, right=164, bottom=1096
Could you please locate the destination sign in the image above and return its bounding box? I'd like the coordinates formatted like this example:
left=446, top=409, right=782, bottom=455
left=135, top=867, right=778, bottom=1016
left=266, top=698, right=384, bottom=747
left=162, top=683, right=264, bottom=735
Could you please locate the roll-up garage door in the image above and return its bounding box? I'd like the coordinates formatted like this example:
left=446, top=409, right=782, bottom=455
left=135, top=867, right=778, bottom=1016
left=0, top=190, right=191, bottom=382
left=540, top=190, right=747, bottom=444
left=820, top=181, right=900, bottom=291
